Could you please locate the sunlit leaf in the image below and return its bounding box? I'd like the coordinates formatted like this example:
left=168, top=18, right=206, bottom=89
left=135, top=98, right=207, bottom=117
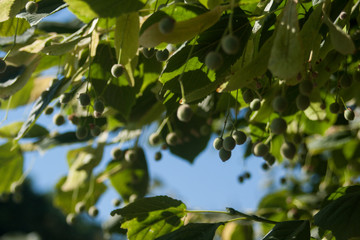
left=0, top=18, right=30, bottom=37
left=0, top=0, right=27, bottom=22
left=0, top=122, right=48, bottom=138
left=222, top=222, right=254, bottom=240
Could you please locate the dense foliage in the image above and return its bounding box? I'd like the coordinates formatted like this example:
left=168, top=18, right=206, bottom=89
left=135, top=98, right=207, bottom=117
left=0, top=0, right=360, bottom=239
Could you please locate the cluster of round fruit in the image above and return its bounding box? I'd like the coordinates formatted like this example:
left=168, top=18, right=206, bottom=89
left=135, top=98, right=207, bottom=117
left=111, top=147, right=138, bottom=163
left=142, top=47, right=170, bottom=62
left=238, top=171, right=251, bottom=183
left=205, top=34, right=240, bottom=70
left=213, top=130, right=247, bottom=162
left=66, top=202, right=99, bottom=225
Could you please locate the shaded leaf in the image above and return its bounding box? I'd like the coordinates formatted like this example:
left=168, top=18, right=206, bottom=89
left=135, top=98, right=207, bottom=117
left=36, top=131, right=94, bottom=150
left=156, top=222, right=224, bottom=240
left=307, top=130, right=353, bottom=155
left=111, top=196, right=186, bottom=240
left=262, top=220, right=310, bottom=240
left=0, top=18, right=30, bottom=37
left=0, top=122, right=48, bottom=138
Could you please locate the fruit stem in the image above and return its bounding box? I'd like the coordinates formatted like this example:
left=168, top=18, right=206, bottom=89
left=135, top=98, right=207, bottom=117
left=228, top=0, right=235, bottom=35
left=3, top=18, right=19, bottom=60
left=156, top=117, right=169, bottom=135
left=0, top=96, right=12, bottom=126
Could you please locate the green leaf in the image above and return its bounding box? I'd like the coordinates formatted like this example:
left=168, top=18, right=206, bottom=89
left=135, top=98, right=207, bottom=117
left=0, top=142, right=23, bottom=194
left=111, top=196, right=187, bottom=240
left=0, top=122, right=48, bottom=138
left=0, top=0, right=27, bottom=22
left=262, top=220, right=310, bottom=240
left=107, top=147, right=149, bottom=202
left=314, top=186, right=360, bottom=240
left=268, top=0, right=304, bottom=80
left=54, top=176, right=107, bottom=214
left=0, top=18, right=30, bottom=37
left=221, top=222, right=254, bottom=240
left=64, top=0, right=146, bottom=23
left=156, top=222, right=224, bottom=240
left=307, top=130, right=353, bottom=155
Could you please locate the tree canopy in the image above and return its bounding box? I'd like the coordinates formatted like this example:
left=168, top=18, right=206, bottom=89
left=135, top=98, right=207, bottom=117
left=0, top=0, right=360, bottom=239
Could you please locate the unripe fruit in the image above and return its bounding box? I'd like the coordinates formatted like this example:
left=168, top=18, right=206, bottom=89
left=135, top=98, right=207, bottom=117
left=44, top=106, right=54, bottom=115
left=339, top=11, right=347, bottom=20
left=205, top=51, right=223, bottom=70
left=112, top=199, right=121, bottom=207
left=270, top=118, right=287, bottom=135
left=213, top=137, right=223, bottom=150
left=76, top=126, right=88, bottom=140
left=25, top=1, right=38, bottom=14
left=166, top=132, right=179, bottom=146
left=262, top=162, right=270, bottom=170
left=88, top=206, right=99, bottom=217
left=249, top=98, right=261, bottom=111
left=79, top=93, right=90, bottom=106
left=177, top=104, right=193, bottom=122
left=299, top=80, right=313, bottom=96
left=142, top=48, right=155, bottom=58
left=223, top=136, right=236, bottom=151
left=149, top=132, right=161, bottom=145
left=68, top=114, right=79, bottom=125
left=10, top=182, right=22, bottom=194
left=272, top=96, right=288, bottom=113
left=244, top=172, right=251, bottom=179
left=111, top=147, right=123, bottom=160
left=296, top=94, right=310, bottom=110
left=329, top=102, right=341, bottom=114
left=125, top=149, right=137, bottom=162
left=263, top=153, right=275, bottom=166
left=253, top=142, right=269, bottom=157
left=156, top=49, right=169, bottom=62
left=0, top=58, right=7, bottom=73
left=340, top=74, right=352, bottom=88
left=159, top=16, right=175, bottom=34
left=219, top=148, right=231, bottom=162
left=221, top=35, right=240, bottom=55
left=90, top=125, right=101, bottom=137
left=93, top=99, right=105, bottom=113
left=53, top=113, right=65, bottom=126
left=280, top=142, right=296, bottom=159
left=111, top=64, right=124, bottom=78
left=344, top=108, right=355, bottom=121
left=66, top=213, right=76, bottom=225
left=154, top=151, right=162, bottom=161
left=242, top=89, right=254, bottom=104
left=238, top=175, right=244, bottom=183
left=59, top=93, right=71, bottom=104
left=75, top=201, right=86, bottom=213
left=232, top=130, right=246, bottom=145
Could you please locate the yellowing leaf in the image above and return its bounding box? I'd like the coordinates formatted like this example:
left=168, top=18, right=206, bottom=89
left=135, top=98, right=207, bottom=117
left=139, top=5, right=227, bottom=48
left=268, top=0, right=304, bottom=80
left=0, top=0, right=26, bottom=22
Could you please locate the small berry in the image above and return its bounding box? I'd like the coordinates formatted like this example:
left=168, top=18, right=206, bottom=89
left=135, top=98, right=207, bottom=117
left=79, top=93, right=90, bottom=106
left=0, top=58, right=7, bottom=73
left=154, top=151, right=162, bottom=161
left=253, top=142, right=269, bottom=157
left=88, top=206, right=99, bottom=217
left=149, top=132, right=161, bottom=146
left=329, top=102, right=340, bottom=114
left=344, top=108, right=355, bottom=121
left=44, top=106, right=54, bottom=115
left=299, top=80, right=313, bottom=96
left=93, top=99, right=105, bottom=113
left=177, top=104, right=193, bottom=122
left=242, top=89, right=254, bottom=104
left=270, top=118, right=287, bottom=135
left=112, top=199, right=121, bottom=207
left=280, top=177, right=286, bottom=185
left=238, top=175, right=244, bottom=183
left=296, top=94, right=310, bottom=110
left=280, top=142, right=296, bottom=160
left=68, top=114, right=79, bottom=125
left=166, top=132, right=179, bottom=146
left=213, top=137, right=223, bottom=150
left=59, top=93, right=71, bottom=104
left=219, top=148, right=231, bottom=162
left=111, top=147, right=123, bottom=160
left=232, top=131, right=246, bottom=145
left=262, top=163, right=270, bottom=170
left=272, top=96, right=288, bottom=113
left=75, top=201, right=86, bottom=213
left=205, top=51, right=223, bottom=70
left=244, top=172, right=251, bottom=179
left=90, top=125, right=101, bottom=137
left=249, top=98, right=261, bottom=111
left=221, top=35, right=240, bottom=55
left=339, top=11, right=347, bottom=20
left=223, top=136, right=236, bottom=151
left=142, top=48, right=155, bottom=58
left=156, top=49, right=169, bottom=62
left=159, top=16, right=175, bottom=34
left=66, top=213, right=76, bottom=225
left=25, top=1, right=38, bottom=14
left=111, top=64, right=124, bottom=78
left=10, top=182, right=22, bottom=194
left=76, top=126, right=88, bottom=140
left=340, top=74, right=352, bottom=88
left=53, top=113, right=65, bottom=126
left=125, top=149, right=137, bottom=162
left=263, top=153, right=275, bottom=166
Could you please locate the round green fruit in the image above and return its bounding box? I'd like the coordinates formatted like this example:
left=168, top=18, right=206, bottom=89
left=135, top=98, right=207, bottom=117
left=68, top=114, right=79, bottom=125
left=344, top=108, right=355, bottom=121
left=242, top=89, right=254, bottom=104
left=156, top=49, right=170, bottom=62
left=219, top=148, right=231, bottom=162
left=88, top=206, right=99, bottom=217
left=59, top=93, right=71, bottom=104
left=296, top=94, right=310, bottom=110
left=213, top=137, right=223, bottom=150
left=112, top=199, right=121, bottom=207
left=159, top=16, right=175, bottom=34
left=76, top=126, right=88, bottom=140
left=339, top=11, right=347, bottom=20
left=223, top=136, right=236, bottom=151
left=272, top=95, right=288, bottom=113
left=221, top=35, right=240, bottom=55
left=111, top=147, right=123, bottom=160
left=149, top=132, right=161, bottom=146
left=263, top=153, right=275, bottom=166
left=154, top=151, right=162, bottom=161
left=25, top=1, right=38, bottom=14
left=79, top=93, right=90, bottom=106
left=10, top=181, right=22, bottom=194
left=111, top=64, right=124, bottom=78
left=280, top=142, right=296, bottom=159
left=232, top=130, right=246, bottom=145
left=0, top=58, right=7, bottom=73
left=166, top=132, right=179, bottom=146
left=270, top=118, right=287, bottom=135
left=90, top=125, right=101, bottom=137
left=329, top=102, right=341, bottom=114
left=125, top=149, right=137, bottom=162
left=253, top=142, right=269, bottom=157
left=66, top=213, right=76, bottom=225
left=249, top=98, right=261, bottom=111
left=262, top=163, right=270, bottom=170
left=44, top=106, right=54, bottom=115
left=53, top=113, right=65, bottom=126
left=142, top=48, right=155, bottom=58
left=299, top=79, right=313, bottom=96
left=75, top=201, right=86, bottom=213
left=205, top=51, right=223, bottom=70
left=93, top=99, right=105, bottom=113
left=177, top=104, right=193, bottom=122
